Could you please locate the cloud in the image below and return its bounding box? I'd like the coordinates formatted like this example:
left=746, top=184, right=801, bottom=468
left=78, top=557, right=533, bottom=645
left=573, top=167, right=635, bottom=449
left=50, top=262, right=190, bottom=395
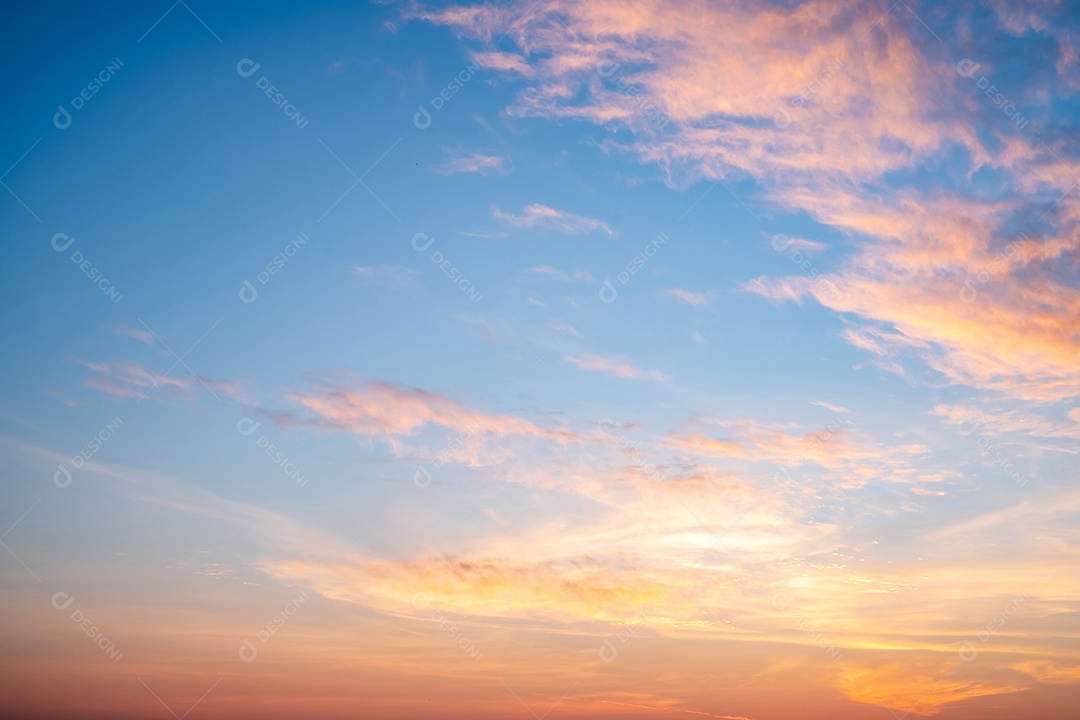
left=564, top=354, right=668, bottom=381
left=79, top=360, right=192, bottom=399
left=741, top=276, right=811, bottom=305
left=470, top=51, right=533, bottom=76
left=456, top=230, right=509, bottom=239
left=284, top=379, right=580, bottom=451
left=114, top=326, right=155, bottom=344
left=836, top=660, right=1026, bottom=716
left=770, top=235, right=827, bottom=253
left=663, top=288, right=715, bottom=308
left=433, top=151, right=510, bottom=175
left=414, top=0, right=1080, bottom=404
left=79, top=360, right=246, bottom=403
left=492, top=203, right=613, bottom=235
left=662, top=417, right=935, bottom=488
left=525, top=265, right=592, bottom=282
left=351, top=264, right=420, bottom=288
left=930, top=403, right=1080, bottom=440
left=810, top=400, right=851, bottom=414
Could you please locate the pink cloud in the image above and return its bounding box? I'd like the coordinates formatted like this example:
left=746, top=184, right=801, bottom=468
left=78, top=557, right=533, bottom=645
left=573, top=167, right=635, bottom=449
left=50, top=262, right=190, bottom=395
left=416, top=0, right=1080, bottom=404
left=80, top=360, right=192, bottom=399
left=286, top=379, right=579, bottom=446
left=492, top=203, right=613, bottom=235
left=564, top=354, right=668, bottom=381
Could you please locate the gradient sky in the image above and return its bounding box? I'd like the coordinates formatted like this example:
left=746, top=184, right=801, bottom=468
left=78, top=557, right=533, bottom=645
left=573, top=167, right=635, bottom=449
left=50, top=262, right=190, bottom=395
left=2, top=1, right=1080, bottom=718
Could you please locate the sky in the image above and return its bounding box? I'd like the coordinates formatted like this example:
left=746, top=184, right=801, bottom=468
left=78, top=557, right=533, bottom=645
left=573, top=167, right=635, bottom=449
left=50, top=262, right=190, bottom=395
left=1, top=0, right=1079, bottom=718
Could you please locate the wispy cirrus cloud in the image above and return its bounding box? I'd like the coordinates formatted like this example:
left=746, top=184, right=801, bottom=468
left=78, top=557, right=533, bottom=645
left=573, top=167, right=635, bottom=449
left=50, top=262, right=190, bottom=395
left=492, top=203, right=613, bottom=235
left=564, top=354, right=668, bottom=381
left=771, top=235, right=827, bottom=253
left=80, top=360, right=192, bottom=399
left=524, top=265, right=592, bottom=282
left=810, top=400, right=851, bottom=414
left=663, top=416, right=933, bottom=487
left=470, top=51, right=533, bottom=77
left=433, top=151, right=510, bottom=175
left=663, top=288, right=715, bottom=308
left=79, top=360, right=246, bottom=402
left=113, top=325, right=155, bottom=344
left=285, top=378, right=580, bottom=447
left=351, top=264, right=420, bottom=288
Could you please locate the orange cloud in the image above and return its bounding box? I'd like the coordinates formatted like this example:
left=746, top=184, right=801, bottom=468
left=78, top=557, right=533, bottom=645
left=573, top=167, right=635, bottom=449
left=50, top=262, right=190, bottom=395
left=286, top=380, right=579, bottom=447
left=414, top=0, right=1080, bottom=404
left=663, top=418, right=928, bottom=477
left=836, top=660, right=1026, bottom=716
